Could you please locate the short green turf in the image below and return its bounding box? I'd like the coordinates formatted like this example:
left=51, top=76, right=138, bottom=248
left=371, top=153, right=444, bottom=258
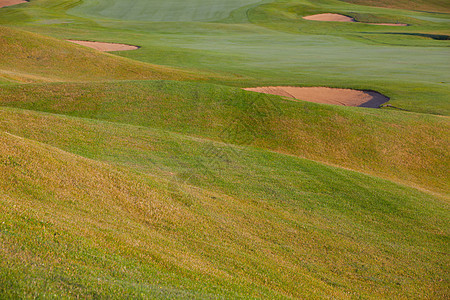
left=69, top=0, right=265, bottom=22
left=340, top=0, right=450, bottom=13
left=1, top=0, right=449, bottom=114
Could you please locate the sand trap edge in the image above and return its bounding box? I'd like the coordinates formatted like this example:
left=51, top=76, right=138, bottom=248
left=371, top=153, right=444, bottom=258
left=0, top=0, right=28, bottom=8
left=302, top=13, right=408, bottom=26
left=243, top=86, right=390, bottom=108
left=67, top=40, right=140, bottom=52
left=303, top=13, right=355, bottom=22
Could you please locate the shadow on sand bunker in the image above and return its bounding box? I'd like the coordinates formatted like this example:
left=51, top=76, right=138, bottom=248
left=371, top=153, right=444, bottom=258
left=243, top=87, right=389, bottom=108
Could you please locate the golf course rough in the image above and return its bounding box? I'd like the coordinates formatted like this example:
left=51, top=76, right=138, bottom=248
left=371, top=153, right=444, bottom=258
left=0, top=0, right=449, bottom=299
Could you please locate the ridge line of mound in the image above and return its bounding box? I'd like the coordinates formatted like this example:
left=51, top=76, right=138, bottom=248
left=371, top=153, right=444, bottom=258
left=0, top=26, right=204, bottom=83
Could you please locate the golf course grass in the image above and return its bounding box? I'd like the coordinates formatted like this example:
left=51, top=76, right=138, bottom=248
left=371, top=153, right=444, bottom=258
left=0, top=0, right=449, bottom=298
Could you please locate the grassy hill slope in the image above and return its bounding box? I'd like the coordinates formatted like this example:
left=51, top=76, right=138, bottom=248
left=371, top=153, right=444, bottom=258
left=0, top=81, right=447, bottom=195
left=0, top=107, right=448, bottom=298
left=0, top=26, right=202, bottom=83
left=0, top=0, right=448, bottom=298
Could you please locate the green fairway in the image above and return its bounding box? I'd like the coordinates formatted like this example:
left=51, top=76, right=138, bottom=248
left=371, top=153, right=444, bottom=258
left=69, top=0, right=265, bottom=22
left=1, top=0, right=448, bottom=113
left=0, top=0, right=449, bottom=298
left=340, top=0, right=450, bottom=13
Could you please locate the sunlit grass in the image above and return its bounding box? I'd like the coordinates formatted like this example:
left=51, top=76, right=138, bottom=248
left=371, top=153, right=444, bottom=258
left=0, top=81, right=448, bottom=194
left=0, top=0, right=449, bottom=298
left=0, top=108, right=448, bottom=298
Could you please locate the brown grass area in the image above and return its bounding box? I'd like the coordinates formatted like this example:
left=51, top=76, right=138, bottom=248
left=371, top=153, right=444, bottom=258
left=0, top=130, right=345, bottom=298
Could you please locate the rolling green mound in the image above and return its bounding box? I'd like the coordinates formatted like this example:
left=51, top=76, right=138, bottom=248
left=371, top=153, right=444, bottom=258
left=1, top=107, right=448, bottom=298
left=0, top=0, right=449, bottom=298
left=0, top=26, right=202, bottom=83
left=0, top=80, right=448, bottom=194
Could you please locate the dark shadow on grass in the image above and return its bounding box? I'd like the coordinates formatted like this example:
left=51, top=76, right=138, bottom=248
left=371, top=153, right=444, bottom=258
left=363, top=32, right=450, bottom=40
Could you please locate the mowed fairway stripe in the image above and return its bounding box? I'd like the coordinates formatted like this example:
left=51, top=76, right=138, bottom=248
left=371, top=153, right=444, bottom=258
left=69, top=0, right=263, bottom=22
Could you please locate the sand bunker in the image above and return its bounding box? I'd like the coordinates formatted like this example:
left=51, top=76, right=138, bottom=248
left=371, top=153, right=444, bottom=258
left=303, top=13, right=408, bottom=26
left=67, top=40, right=139, bottom=52
left=243, top=87, right=389, bottom=108
left=303, top=13, right=355, bottom=22
left=0, top=0, right=27, bottom=8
